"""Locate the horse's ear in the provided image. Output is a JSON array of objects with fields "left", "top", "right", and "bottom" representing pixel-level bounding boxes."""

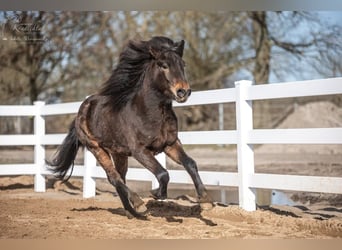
[
  {"left": 149, "top": 46, "right": 160, "bottom": 59},
  {"left": 174, "top": 40, "right": 185, "bottom": 57}
]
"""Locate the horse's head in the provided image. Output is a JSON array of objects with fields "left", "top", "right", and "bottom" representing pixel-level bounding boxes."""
[{"left": 149, "top": 37, "right": 191, "bottom": 103}]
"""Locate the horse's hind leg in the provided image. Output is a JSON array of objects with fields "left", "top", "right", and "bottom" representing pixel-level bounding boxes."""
[
  {"left": 111, "top": 154, "right": 128, "bottom": 183},
  {"left": 110, "top": 154, "right": 146, "bottom": 214},
  {"left": 165, "top": 140, "right": 213, "bottom": 209},
  {"left": 87, "top": 146, "right": 145, "bottom": 217}
]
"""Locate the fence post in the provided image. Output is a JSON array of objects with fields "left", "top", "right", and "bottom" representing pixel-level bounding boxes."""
[
  {"left": 235, "top": 80, "right": 256, "bottom": 211},
  {"left": 218, "top": 103, "right": 224, "bottom": 131},
  {"left": 33, "top": 101, "right": 46, "bottom": 192},
  {"left": 83, "top": 149, "right": 97, "bottom": 198}
]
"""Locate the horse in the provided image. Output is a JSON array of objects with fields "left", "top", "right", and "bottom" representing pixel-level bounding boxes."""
[{"left": 47, "top": 36, "right": 213, "bottom": 218}]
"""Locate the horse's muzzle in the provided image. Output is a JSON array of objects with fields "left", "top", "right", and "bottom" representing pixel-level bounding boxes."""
[
  {"left": 171, "top": 81, "right": 191, "bottom": 103},
  {"left": 175, "top": 88, "right": 191, "bottom": 103},
  {"left": 177, "top": 88, "right": 191, "bottom": 99}
]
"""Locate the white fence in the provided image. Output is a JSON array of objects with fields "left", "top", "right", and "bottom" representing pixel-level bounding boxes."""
[{"left": 1, "top": 78, "right": 342, "bottom": 211}]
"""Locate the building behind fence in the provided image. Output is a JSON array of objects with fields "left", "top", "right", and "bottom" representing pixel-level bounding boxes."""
[{"left": 0, "top": 78, "right": 342, "bottom": 211}]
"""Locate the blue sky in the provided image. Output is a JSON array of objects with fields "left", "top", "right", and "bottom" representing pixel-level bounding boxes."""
[{"left": 317, "top": 11, "right": 342, "bottom": 25}]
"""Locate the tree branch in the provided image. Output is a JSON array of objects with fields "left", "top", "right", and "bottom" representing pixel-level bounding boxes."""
[
  {"left": 191, "top": 57, "right": 255, "bottom": 88},
  {"left": 270, "top": 36, "right": 314, "bottom": 55}
]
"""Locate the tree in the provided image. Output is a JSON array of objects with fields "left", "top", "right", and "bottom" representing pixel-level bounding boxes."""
[
  {"left": 0, "top": 11, "right": 121, "bottom": 104},
  {"left": 1, "top": 11, "right": 340, "bottom": 132},
  {"left": 246, "top": 11, "right": 342, "bottom": 128},
  {"left": 0, "top": 11, "right": 62, "bottom": 104},
  {"left": 254, "top": 11, "right": 342, "bottom": 83}
]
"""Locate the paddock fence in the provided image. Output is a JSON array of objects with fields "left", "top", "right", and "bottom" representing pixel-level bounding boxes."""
[{"left": 0, "top": 78, "right": 342, "bottom": 211}]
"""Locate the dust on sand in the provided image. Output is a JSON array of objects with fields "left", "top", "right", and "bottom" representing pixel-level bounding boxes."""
[{"left": 0, "top": 176, "right": 341, "bottom": 239}]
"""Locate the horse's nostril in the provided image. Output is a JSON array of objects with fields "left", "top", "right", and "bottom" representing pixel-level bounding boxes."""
[
  {"left": 187, "top": 89, "right": 192, "bottom": 97},
  {"left": 177, "top": 88, "right": 187, "bottom": 98}
]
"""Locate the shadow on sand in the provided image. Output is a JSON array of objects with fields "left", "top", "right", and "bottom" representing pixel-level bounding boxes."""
[{"left": 71, "top": 195, "right": 217, "bottom": 226}]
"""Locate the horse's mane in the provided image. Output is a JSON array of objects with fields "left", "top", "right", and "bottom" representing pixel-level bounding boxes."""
[{"left": 98, "top": 36, "right": 176, "bottom": 110}]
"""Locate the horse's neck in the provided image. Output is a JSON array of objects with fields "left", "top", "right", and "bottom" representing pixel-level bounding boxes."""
[{"left": 134, "top": 81, "right": 172, "bottom": 119}]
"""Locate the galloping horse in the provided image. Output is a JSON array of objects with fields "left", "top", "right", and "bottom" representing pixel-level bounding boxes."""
[{"left": 47, "top": 36, "right": 212, "bottom": 218}]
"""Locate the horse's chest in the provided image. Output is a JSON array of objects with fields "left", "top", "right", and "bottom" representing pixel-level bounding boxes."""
[{"left": 142, "top": 117, "right": 178, "bottom": 153}]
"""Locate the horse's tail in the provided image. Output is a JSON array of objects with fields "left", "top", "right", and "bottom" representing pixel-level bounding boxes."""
[{"left": 46, "top": 119, "right": 82, "bottom": 182}]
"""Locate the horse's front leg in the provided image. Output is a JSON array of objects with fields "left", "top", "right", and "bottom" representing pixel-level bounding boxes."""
[
  {"left": 133, "top": 149, "right": 169, "bottom": 200},
  {"left": 165, "top": 140, "right": 213, "bottom": 208}
]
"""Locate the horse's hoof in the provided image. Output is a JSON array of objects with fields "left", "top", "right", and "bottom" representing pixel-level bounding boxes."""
[
  {"left": 199, "top": 194, "right": 214, "bottom": 210},
  {"left": 200, "top": 201, "right": 214, "bottom": 211},
  {"left": 135, "top": 203, "right": 147, "bottom": 214},
  {"left": 125, "top": 208, "right": 148, "bottom": 219},
  {"left": 125, "top": 210, "right": 134, "bottom": 219},
  {"left": 150, "top": 188, "right": 167, "bottom": 200}
]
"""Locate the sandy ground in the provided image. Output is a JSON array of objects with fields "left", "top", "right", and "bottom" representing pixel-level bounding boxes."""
[{"left": 0, "top": 175, "right": 341, "bottom": 239}]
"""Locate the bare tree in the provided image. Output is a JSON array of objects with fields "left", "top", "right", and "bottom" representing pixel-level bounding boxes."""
[
  {"left": 0, "top": 11, "right": 122, "bottom": 104},
  {"left": 252, "top": 11, "right": 342, "bottom": 83},
  {"left": 1, "top": 11, "right": 340, "bottom": 132}
]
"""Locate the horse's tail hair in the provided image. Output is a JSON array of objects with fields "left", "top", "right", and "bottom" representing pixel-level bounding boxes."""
[{"left": 46, "top": 119, "right": 82, "bottom": 182}]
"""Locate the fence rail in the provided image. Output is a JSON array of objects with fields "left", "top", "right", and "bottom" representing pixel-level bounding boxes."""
[{"left": 1, "top": 77, "right": 342, "bottom": 211}]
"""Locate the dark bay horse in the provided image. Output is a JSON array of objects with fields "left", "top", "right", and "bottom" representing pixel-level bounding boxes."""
[{"left": 47, "top": 36, "right": 212, "bottom": 218}]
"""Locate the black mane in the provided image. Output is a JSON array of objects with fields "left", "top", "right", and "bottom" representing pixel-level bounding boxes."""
[{"left": 98, "top": 36, "right": 177, "bottom": 110}]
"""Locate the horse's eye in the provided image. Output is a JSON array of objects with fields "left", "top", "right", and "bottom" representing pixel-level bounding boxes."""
[{"left": 158, "top": 62, "right": 169, "bottom": 70}]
